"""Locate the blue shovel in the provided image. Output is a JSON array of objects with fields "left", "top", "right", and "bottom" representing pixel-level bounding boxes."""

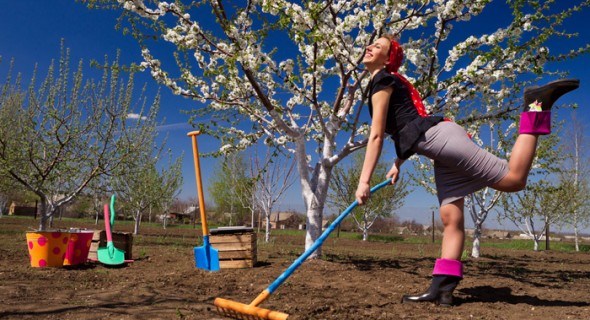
[{"left": 188, "top": 131, "right": 219, "bottom": 271}]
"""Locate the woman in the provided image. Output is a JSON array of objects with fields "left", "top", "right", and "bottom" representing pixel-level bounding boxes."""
[{"left": 356, "top": 34, "right": 579, "bottom": 306}]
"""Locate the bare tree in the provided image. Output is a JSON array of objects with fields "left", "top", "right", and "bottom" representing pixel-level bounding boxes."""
[
  {"left": 114, "top": 145, "right": 181, "bottom": 234},
  {"left": 209, "top": 153, "right": 252, "bottom": 226},
  {"left": 464, "top": 119, "right": 506, "bottom": 258},
  {"left": 500, "top": 180, "right": 574, "bottom": 251},
  {"left": 250, "top": 149, "right": 296, "bottom": 242},
  {"left": 467, "top": 190, "right": 503, "bottom": 258},
  {"left": 113, "top": 157, "right": 157, "bottom": 234},
  {"left": 328, "top": 153, "right": 409, "bottom": 241},
  {"left": 497, "top": 114, "right": 570, "bottom": 250},
  {"left": 86, "top": 173, "right": 110, "bottom": 225},
  {"left": 0, "top": 48, "right": 159, "bottom": 230},
  {"left": 157, "top": 153, "right": 183, "bottom": 229},
  {"left": 560, "top": 111, "right": 590, "bottom": 251}
]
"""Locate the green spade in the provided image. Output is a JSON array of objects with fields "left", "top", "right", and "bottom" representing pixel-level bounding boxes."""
[{"left": 97, "top": 195, "right": 125, "bottom": 265}]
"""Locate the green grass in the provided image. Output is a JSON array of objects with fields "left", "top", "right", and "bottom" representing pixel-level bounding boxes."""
[
  {"left": 481, "top": 238, "right": 590, "bottom": 252},
  {"left": 271, "top": 229, "right": 406, "bottom": 243},
  {"left": 5, "top": 216, "right": 589, "bottom": 253},
  {"left": 358, "top": 233, "right": 404, "bottom": 243},
  {"left": 270, "top": 229, "right": 306, "bottom": 237},
  {"left": 0, "top": 229, "right": 24, "bottom": 235}
]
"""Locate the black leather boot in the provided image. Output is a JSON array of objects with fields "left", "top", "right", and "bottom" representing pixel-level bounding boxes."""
[
  {"left": 401, "top": 275, "right": 461, "bottom": 306},
  {"left": 523, "top": 79, "right": 579, "bottom": 112}
]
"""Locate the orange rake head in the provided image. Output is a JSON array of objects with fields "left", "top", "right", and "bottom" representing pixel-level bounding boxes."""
[{"left": 214, "top": 297, "right": 289, "bottom": 320}]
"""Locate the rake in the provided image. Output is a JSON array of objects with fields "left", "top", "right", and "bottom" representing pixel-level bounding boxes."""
[{"left": 214, "top": 179, "right": 391, "bottom": 320}]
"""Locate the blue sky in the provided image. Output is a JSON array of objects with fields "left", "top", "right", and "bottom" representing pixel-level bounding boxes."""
[{"left": 1, "top": 1, "right": 589, "bottom": 231}]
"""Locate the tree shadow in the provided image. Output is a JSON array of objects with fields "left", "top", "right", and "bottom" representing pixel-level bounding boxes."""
[
  {"left": 467, "top": 259, "right": 590, "bottom": 288},
  {"left": 457, "top": 285, "right": 590, "bottom": 307},
  {"left": 63, "top": 264, "right": 97, "bottom": 271},
  {"left": 324, "top": 254, "right": 435, "bottom": 272},
  {"left": 0, "top": 285, "right": 208, "bottom": 318},
  {"left": 254, "top": 261, "right": 272, "bottom": 267}
]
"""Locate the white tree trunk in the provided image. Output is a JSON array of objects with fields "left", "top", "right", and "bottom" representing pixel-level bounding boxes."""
[
  {"left": 265, "top": 211, "right": 271, "bottom": 243},
  {"left": 472, "top": 227, "right": 481, "bottom": 258},
  {"left": 304, "top": 204, "right": 323, "bottom": 257},
  {"left": 133, "top": 211, "right": 142, "bottom": 235},
  {"left": 362, "top": 216, "right": 369, "bottom": 241},
  {"left": 38, "top": 199, "right": 57, "bottom": 231},
  {"left": 533, "top": 238, "right": 539, "bottom": 251},
  {"left": 302, "top": 171, "right": 331, "bottom": 259},
  {"left": 39, "top": 201, "right": 49, "bottom": 231},
  {"left": 295, "top": 134, "right": 334, "bottom": 259},
  {"left": 574, "top": 226, "right": 580, "bottom": 252}
]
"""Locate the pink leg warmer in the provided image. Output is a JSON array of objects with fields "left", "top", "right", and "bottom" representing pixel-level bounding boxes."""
[
  {"left": 432, "top": 258, "right": 463, "bottom": 278},
  {"left": 519, "top": 111, "right": 551, "bottom": 135}
]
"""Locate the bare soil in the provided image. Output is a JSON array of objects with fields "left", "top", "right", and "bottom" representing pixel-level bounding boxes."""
[{"left": 1, "top": 216, "right": 589, "bottom": 320}]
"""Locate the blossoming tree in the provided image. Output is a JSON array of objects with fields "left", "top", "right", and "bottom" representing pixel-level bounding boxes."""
[{"left": 87, "top": 0, "right": 589, "bottom": 257}]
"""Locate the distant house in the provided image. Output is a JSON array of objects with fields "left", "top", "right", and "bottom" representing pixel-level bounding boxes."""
[
  {"left": 269, "top": 212, "right": 303, "bottom": 229},
  {"left": 185, "top": 206, "right": 198, "bottom": 216},
  {"left": 422, "top": 225, "right": 443, "bottom": 237},
  {"left": 486, "top": 230, "right": 513, "bottom": 239},
  {"left": 463, "top": 229, "right": 513, "bottom": 240},
  {"left": 8, "top": 201, "right": 37, "bottom": 217},
  {"left": 395, "top": 226, "right": 413, "bottom": 235},
  {"left": 296, "top": 218, "right": 329, "bottom": 231}
]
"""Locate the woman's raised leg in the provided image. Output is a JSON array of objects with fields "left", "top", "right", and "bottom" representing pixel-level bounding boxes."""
[
  {"left": 493, "top": 79, "right": 579, "bottom": 192},
  {"left": 492, "top": 134, "right": 538, "bottom": 192}
]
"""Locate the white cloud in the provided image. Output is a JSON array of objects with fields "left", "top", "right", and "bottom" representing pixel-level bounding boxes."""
[
  {"left": 127, "top": 113, "right": 147, "bottom": 120},
  {"left": 155, "top": 122, "right": 192, "bottom": 132}
]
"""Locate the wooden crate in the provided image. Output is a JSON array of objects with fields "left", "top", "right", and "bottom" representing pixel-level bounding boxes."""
[
  {"left": 209, "top": 228, "right": 256, "bottom": 269},
  {"left": 87, "top": 230, "right": 102, "bottom": 261},
  {"left": 88, "top": 230, "right": 133, "bottom": 261}
]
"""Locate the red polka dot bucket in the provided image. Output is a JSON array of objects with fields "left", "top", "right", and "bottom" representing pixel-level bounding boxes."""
[
  {"left": 64, "top": 230, "right": 94, "bottom": 266},
  {"left": 26, "top": 231, "right": 71, "bottom": 267}
]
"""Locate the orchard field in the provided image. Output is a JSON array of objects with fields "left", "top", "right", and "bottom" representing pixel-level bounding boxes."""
[{"left": 1, "top": 216, "right": 589, "bottom": 320}]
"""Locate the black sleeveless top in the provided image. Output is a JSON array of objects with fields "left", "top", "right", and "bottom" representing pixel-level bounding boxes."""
[{"left": 368, "top": 69, "right": 443, "bottom": 160}]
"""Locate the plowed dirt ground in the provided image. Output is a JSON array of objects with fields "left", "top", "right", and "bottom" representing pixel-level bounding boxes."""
[{"left": 1, "top": 216, "right": 589, "bottom": 319}]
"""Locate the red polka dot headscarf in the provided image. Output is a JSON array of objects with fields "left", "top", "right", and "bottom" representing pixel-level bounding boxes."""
[
  {"left": 385, "top": 39, "right": 428, "bottom": 118},
  {"left": 385, "top": 40, "right": 404, "bottom": 73}
]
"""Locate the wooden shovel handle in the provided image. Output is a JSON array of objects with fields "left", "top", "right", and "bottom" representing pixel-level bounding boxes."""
[{"left": 187, "top": 131, "right": 209, "bottom": 236}]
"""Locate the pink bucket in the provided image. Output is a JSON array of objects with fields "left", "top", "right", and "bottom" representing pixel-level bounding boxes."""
[{"left": 64, "top": 230, "right": 94, "bottom": 266}]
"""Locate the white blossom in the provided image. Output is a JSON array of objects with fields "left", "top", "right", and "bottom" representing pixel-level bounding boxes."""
[{"left": 119, "top": 0, "right": 583, "bottom": 254}]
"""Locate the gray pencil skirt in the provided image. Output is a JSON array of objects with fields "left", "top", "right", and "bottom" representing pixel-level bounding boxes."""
[{"left": 412, "top": 121, "right": 509, "bottom": 206}]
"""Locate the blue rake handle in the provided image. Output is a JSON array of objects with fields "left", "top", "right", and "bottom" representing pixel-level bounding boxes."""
[{"left": 266, "top": 179, "right": 391, "bottom": 294}]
